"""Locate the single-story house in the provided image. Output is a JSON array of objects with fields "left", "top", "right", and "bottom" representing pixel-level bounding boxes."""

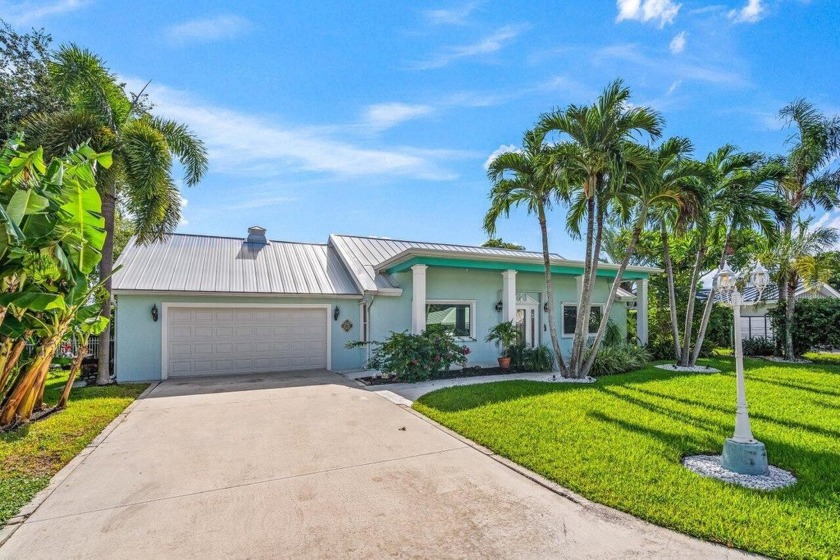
[
  {"left": 112, "top": 227, "right": 659, "bottom": 382},
  {"left": 708, "top": 282, "right": 840, "bottom": 340}
]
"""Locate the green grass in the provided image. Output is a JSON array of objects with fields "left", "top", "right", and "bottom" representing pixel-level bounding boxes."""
[
  {"left": 414, "top": 358, "right": 840, "bottom": 560},
  {"left": 804, "top": 351, "right": 840, "bottom": 366},
  {"left": 0, "top": 371, "right": 148, "bottom": 525}
]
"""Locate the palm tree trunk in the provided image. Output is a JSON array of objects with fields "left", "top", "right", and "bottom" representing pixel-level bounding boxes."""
[
  {"left": 582, "top": 209, "right": 646, "bottom": 376},
  {"left": 96, "top": 178, "right": 116, "bottom": 386},
  {"left": 680, "top": 242, "right": 707, "bottom": 366},
  {"left": 778, "top": 219, "right": 793, "bottom": 357},
  {"left": 784, "top": 274, "right": 797, "bottom": 358},
  {"left": 0, "top": 337, "right": 14, "bottom": 386},
  {"left": 58, "top": 343, "right": 87, "bottom": 409},
  {"left": 571, "top": 191, "right": 597, "bottom": 376},
  {"left": 690, "top": 228, "right": 732, "bottom": 366},
  {"left": 660, "top": 224, "right": 682, "bottom": 361},
  {"left": 538, "top": 207, "right": 567, "bottom": 375}
]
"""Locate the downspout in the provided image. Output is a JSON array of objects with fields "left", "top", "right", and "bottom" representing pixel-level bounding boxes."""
[{"left": 363, "top": 293, "right": 376, "bottom": 367}]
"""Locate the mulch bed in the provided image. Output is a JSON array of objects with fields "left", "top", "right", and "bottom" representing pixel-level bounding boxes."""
[{"left": 355, "top": 366, "right": 529, "bottom": 386}]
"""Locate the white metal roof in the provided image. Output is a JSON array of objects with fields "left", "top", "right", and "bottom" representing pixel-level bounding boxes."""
[
  {"left": 112, "top": 234, "right": 360, "bottom": 296},
  {"left": 329, "top": 234, "right": 564, "bottom": 293}
]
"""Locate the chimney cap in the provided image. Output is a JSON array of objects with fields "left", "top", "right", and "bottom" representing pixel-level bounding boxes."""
[{"left": 246, "top": 226, "right": 268, "bottom": 244}]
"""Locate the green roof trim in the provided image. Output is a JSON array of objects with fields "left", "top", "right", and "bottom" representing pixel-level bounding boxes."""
[{"left": 385, "top": 256, "right": 650, "bottom": 280}]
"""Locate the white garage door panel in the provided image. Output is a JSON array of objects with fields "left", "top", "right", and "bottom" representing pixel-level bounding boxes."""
[{"left": 166, "top": 307, "right": 328, "bottom": 377}]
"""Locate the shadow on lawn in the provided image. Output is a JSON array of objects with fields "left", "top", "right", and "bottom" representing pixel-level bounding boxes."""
[
  {"left": 746, "top": 375, "right": 840, "bottom": 399},
  {"left": 629, "top": 385, "right": 840, "bottom": 441},
  {"left": 416, "top": 367, "right": 705, "bottom": 413},
  {"left": 587, "top": 409, "right": 840, "bottom": 498}
]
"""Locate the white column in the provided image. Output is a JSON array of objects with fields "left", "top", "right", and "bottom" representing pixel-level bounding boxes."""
[
  {"left": 411, "top": 264, "right": 427, "bottom": 334},
  {"left": 501, "top": 270, "right": 517, "bottom": 323},
  {"left": 637, "top": 278, "right": 649, "bottom": 345}
]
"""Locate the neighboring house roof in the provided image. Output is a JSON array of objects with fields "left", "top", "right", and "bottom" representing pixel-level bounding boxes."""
[
  {"left": 699, "top": 281, "right": 840, "bottom": 304},
  {"left": 112, "top": 234, "right": 360, "bottom": 296}
]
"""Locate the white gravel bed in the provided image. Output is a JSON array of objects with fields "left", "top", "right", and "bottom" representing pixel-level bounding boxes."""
[
  {"left": 682, "top": 455, "right": 796, "bottom": 491},
  {"left": 762, "top": 356, "right": 812, "bottom": 364},
  {"left": 655, "top": 364, "right": 721, "bottom": 373},
  {"left": 549, "top": 374, "right": 597, "bottom": 383}
]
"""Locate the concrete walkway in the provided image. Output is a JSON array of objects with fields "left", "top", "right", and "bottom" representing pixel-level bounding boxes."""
[
  {"left": 1, "top": 371, "right": 753, "bottom": 559},
  {"left": 356, "top": 371, "right": 557, "bottom": 402}
]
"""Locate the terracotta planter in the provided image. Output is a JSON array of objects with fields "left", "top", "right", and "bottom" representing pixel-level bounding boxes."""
[{"left": 498, "top": 357, "right": 512, "bottom": 370}]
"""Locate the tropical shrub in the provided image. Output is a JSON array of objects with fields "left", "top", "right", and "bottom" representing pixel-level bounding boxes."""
[
  {"left": 348, "top": 325, "right": 469, "bottom": 383},
  {"left": 741, "top": 336, "right": 775, "bottom": 357},
  {"left": 484, "top": 321, "right": 521, "bottom": 357},
  {"left": 769, "top": 299, "right": 840, "bottom": 357},
  {"left": 508, "top": 343, "right": 554, "bottom": 372},
  {"left": 586, "top": 343, "right": 650, "bottom": 377}
]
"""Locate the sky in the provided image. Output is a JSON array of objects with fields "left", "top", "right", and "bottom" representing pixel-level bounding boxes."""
[{"left": 2, "top": 0, "right": 839, "bottom": 259}]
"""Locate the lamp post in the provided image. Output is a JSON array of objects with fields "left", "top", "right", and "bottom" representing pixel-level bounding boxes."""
[{"left": 714, "top": 261, "right": 770, "bottom": 475}]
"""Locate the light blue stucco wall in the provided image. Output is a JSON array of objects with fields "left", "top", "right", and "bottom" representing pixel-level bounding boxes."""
[
  {"left": 369, "top": 267, "right": 627, "bottom": 367},
  {"left": 115, "top": 268, "right": 629, "bottom": 381},
  {"left": 114, "top": 294, "right": 365, "bottom": 382}
]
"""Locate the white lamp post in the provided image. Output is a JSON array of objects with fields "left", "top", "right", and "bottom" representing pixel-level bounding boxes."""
[{"left": 714, "top": 261, "right": 770, "bottom": 475}]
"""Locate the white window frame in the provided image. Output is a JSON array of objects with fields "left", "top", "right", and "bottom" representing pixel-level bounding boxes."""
[
  {"left": 425, "top": 299, "right": 476, "bottom": 340},
  {"left": 560, "top": 302, "right": 605, "bottom": 338}
]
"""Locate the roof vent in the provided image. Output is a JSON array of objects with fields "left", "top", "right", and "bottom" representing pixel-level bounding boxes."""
[{"left": 246, "top": 226, "right": 267, "bottom": 244}]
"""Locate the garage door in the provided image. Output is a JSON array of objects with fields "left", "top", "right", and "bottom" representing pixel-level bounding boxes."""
[{"left": 166, "top": 307, "right": 328, "bottom": 378}]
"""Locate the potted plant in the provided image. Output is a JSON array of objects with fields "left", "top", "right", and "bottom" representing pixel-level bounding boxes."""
[{"left": 485, "top": 321, "right": 521, "bottom": 370}]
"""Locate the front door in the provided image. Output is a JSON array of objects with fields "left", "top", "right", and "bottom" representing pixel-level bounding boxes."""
[{"left": 515, "top": 302, "right": 539, "bottom": 348}]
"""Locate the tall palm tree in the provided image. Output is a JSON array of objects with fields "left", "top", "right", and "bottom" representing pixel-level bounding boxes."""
[
  {"left": 774, "top": 100, "right": 840, "bottom": 357},
  {"left": 538, "top": 79, "right": 663, "bottom": 376},
  {"left": 763, "top": 219, "right": 839, "bottom": 358},
  {"left": 24, "top": 45, "right": 208, "bottom": 384},
  {"left": 686, "top": 148, "right": 782, "bottom": 366},
  {"left": 581, "top": 137, "right": 704, "bottom": 375},
  {"left": 484, "top": 129, "right": 567, "bottom": 375}
]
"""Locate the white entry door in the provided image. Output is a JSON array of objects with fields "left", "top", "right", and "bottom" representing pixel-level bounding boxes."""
[
  {"left": 515, "top": 303, "right": 539, "bottom": 348},
  {"left": 165, "top": 306, "right": 328, "bottom": 378}
]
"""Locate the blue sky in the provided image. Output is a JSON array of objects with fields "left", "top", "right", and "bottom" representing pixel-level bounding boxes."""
[{"left": 3, "top": 0, "right": 839, "bottom": 258}]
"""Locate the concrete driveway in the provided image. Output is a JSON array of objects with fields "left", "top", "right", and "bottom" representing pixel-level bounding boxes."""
[{"left": 1, "top": 371, "right": 752, "bottom": 559}]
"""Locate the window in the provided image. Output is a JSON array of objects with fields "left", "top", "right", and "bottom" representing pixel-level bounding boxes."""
[
  {"left": 562, "top": 304, "right": 602, "bottom": 336},
  {"left": 426, "top": 301, "right": 474, "bottom": 338}
]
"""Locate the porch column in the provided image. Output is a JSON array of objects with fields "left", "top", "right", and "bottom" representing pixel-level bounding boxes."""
[
  {"left": 638, "top": 278, "right": 649, "bottom": 346},
  {"left": 411, "top": 264, "right": 427, "bottom": 334},
  {"left": 501, "top": 270, "right": 517, "bottom": 323}
]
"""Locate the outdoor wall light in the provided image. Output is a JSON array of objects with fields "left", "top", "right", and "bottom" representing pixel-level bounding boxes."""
[
  {"left": 151, "top": 304, "right": 159, "bottom": 322},
  {"left": 333, "top": 305, "right": 340, "bottom": 321},
  {"left": 494, "top": 301, "right": 503, "bottom": 312},
  {"left": 543, "top": 302, "right": 549, "bottom": 313}
]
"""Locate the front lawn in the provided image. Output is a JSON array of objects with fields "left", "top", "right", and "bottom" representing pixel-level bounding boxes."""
[
  {"left": 414, "top": 358, "right": 840, "bottom": 560},
  {"left": 0, "top": 371, "right": 148, "bottom": 525}
]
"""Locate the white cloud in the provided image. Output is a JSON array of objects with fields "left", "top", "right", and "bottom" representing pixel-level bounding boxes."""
[
  {"left": 483, "top": 144, "right": 519, "bottom": 170},
  {"left": 364, "top": 103, "right": 434, "bottom": 131},
  {"left": 424, "top": 1, "right": 480, "bottom": 25},
  {"left": 669, "top": 31, "right": 687, "bottom": 54},
  {"left": 811, "top": 211, "right": 840, "bottom": 249},
  {"left": 666, "top": 80, "right": 682, "bottom": 95},
  {"left": 0, "top": 0, "right": 87, "bottom": 25},
  {"left": 596, "top": 43, "right": 748, "bottom": 87},
  {"left": 616, "top": 0, "right": 681, "bottom": 27},
  {"left": 165, "top": 14, "right": 252, "bottom": 46},
  {"left": 121, "top": 78, "right": 460, "bottom": 181},
  {"left": 411, "top": 25, "right": 527, "bottom": 69},
  {"left": 728, "top": 0, "right": 765, "bottom": 23}
]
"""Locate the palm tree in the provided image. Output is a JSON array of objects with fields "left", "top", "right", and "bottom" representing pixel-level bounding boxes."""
[
  {"left": 763, "top": 219, "right": 839, "bottom": 358},
  {"left": 581, "top": 137, "right": 703, "bottom": 375},
  {"left": 686, "top": 148, "right": 782, "bottom": 366},
  {"left": 774, "top": 100, "right": 840, "bottom": 357},
  {"left": 538, "top": 79, "right": 663, "bottom": 376},
  {"left": 484, "top": 129, "right": 567, "bottom": 375},
  {"left": 24, "top": 45, "right": 208, "bottom": 384}
]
